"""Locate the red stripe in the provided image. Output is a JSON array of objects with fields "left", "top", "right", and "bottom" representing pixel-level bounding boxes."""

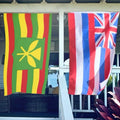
[
  {"left": 37, "top": 14, "right": 49, "bottom": 93},
  {"left": 105, "top": 49, "right": 110, "bottom": 80},
  {"left": 68, "top": 13, "right": 76, "bottom": 95},
  {"left": 87, "top": 14, "right": 96, "bottom": 95},
  {"left": 110, "top": 34, "right": 116, "bottom": 47},
  {"left": 104, "top": 14, "right": 111, "bottom": 80},
  {"left": 6, "top": 13, "right": 15, "bottom": 95},
  {"left": 20, "top": 13, "right": 32, "bottom": 93},
  {"left": 21, "top": 70, "right": 28, "bottom": 93},
  {"left": 104, "top": 14, "right": 109, "bottom": 48},
  {"left": 25, "top": 13, "right": 33, "bottom": 38}
]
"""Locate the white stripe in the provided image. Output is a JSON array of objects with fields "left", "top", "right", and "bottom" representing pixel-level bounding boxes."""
[
  {"left": 107, "top": 49, "right": 115, "bottom": 81},
  {"left": 100, "top": 48, "right": 115, "bottom": 90},
  {"left": 100, "top": 80, "right": 108, "bottom": 90},
  {"left": 93, "top": 47, "right": 101, "bottom": 94},
  {"left": 107, "top": 48, "right": 115, "bottom": 81},
  {"left": 75, "top": 13, "right": 83, "bottom": 94},
  {"left": 110, "top": 48, "right": 115, "bottom": 69}
]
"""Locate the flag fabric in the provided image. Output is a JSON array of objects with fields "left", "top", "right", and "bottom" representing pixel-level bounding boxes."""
[
  {"left": 4, "top": 13, "right": 52, "bottom": 96},
  {"left": 68, "top": 12, "right": 119, "bottom": 95}
]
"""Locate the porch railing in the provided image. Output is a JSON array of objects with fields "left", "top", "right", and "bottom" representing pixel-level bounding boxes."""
[
  {"left": 69, "top": 54, "right": 120, "bottom": 114},
  {"left": 69, "top": 67, "right": 120, "bottom": 119},
  {"left": 50, "top": 54, "right": 120, "bottom": 119}
]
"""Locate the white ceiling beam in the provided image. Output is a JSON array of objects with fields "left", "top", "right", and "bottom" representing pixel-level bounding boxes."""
[{"left": 0, "top": 2, "right": 120, "bottom": 13}]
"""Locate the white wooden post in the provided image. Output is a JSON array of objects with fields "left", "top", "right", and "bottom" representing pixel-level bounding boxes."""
[{"left": 59, "top": 11, "right": 74, "bottom": 120}]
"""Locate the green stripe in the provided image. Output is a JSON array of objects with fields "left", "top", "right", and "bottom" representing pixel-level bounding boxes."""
[
  {"left": 31, "top": 14, "right": 38, "bottom": 38},
  {"left": 12, "top": 13, "right": 21, "bottom": 93},
  {"left": 12, "top": 13, "right": 21, "bottom": 41},
  {"left": 42, "top": 14, "right": 52, "bottom": 94},
  {"left": 26, "top": 13, "right": 39, "bottom": 93},
  {"left": 12, "top": 69, "right": 17, "bottom": 93},
  {"left": 26, "top": 70, "right": 33, "bottom": 93}
]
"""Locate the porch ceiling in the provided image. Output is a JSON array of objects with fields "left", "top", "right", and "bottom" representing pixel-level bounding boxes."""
[{"left": 1, "top": 0, "right": 120, "bottom": 3}]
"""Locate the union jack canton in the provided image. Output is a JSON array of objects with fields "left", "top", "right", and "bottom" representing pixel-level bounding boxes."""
[{"left": 95, "top": 13, "right": 119, "bottom": 49}]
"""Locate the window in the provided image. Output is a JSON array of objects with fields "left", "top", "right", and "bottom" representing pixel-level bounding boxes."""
[
  {"left": 16, "top": 0, "right": 42, "bottom": 3},
  {"left": 75, "top": 0, "right": 101, "bottom": 3},
  {"left": 0, "top": 0, "right": 13, "bottom": 3},
  {"left": 106, "top": 0, "right": 120, "bottom": 3},
  {"left": 46, "top": 0, "right": 71, "bottom": 3}
]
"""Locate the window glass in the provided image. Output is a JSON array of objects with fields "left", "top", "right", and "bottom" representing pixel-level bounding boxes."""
[
  {"left": 75, "top": 0, "right": 100, "bottom": 3},
  {"left": 116, "top": 16, "right": 120, "bottom": 54},
  {"left": 46, "top": 0, "right": 71, "bottom": 3},
  {"left": 16, "top": 0, "right": 42, "bottom": 3},
  {"left": 48, "top": 14, "right": 59, "bottom": 95},
  {"left": 0, "top": 14, "right": 4, "bottom": 90},
  {"left": 106, "top": 0, "right": 120, "bottom": 3},
  {"left": 0, "top": 0, "right": 13, "bottom": 3}
]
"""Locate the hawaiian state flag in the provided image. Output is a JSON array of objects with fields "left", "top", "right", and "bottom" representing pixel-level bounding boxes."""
[
  {"left": 4, "top": 13, "right": 52, "bottom": 96},
  {"left": 68, "top": 12, "right": 119, "bottom": 95}
]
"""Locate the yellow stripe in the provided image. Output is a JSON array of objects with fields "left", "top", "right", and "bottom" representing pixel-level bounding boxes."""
[
  {"left": 19, "top": 14, "right": 27, "bottom": 38},
  {"left": 16, "top": 14, "right": 27, "bottom": 93},
  {"left": 3, "top": 13, "right": 9, "bottom": 96},
  {"left": 32, "top": 69, "right": 40, "bottom": 93},
  {"left": 37, "top": 14, "right": 44, "bottom": 39},
  {"left": 16, "top": 70, "right": 22, "bottom": 92}
]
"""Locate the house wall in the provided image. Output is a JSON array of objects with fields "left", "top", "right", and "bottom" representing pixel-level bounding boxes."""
[{"left": 0, "top": 2, "right": 120, "bottom": 120}]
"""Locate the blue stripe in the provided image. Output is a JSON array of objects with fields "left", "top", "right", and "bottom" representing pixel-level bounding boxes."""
[
  {"left": 82, "top": 13, "right": 90, "bottom": 94},
  {"left": 99, "top": 48, "right": 105, "bottom": 84}
]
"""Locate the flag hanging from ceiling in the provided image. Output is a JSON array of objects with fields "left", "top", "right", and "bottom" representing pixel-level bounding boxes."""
[
  {"left": 68, "top": 12, "right": 119, "bottom": 95},
  {"left": 4, "top": 13, "right": 52, "bottom": 96}
]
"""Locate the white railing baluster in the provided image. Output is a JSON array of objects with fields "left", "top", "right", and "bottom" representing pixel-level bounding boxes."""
[
  {"left": 79, "top": 95, "right": 82, "bottom": 110},
  {"left": 117, "top": 54, "right": 119, "bottom": 83},
  {"left": 117, "top": 54, "right": 119, "bottom": 67},
  {"left": 112, "top": 73, "right": 116, "bottom": 93},
  {"left": 88, "top": 96, "right": 91, "bottom": 110},
  {"left": 71, "top": 95, "right": 74, "bottom": 110},
  {"left": 104, "top": 86, "right": 107, "bottom": 106},
  {"left": 96, "top": 95, "right": 99, "bottom": 99}
]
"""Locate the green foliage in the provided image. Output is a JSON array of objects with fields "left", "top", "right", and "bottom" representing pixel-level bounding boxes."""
[{"left": 107, "top": 75, "right": 117, "bottom": 87}]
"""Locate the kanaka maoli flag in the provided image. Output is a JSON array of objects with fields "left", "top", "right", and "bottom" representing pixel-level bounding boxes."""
[
  {"left": 4, "top": 13, "right": 52, "bottom": 96},
  {"left": 68, "top": 12, "right": 119, "bottom": 95}
]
